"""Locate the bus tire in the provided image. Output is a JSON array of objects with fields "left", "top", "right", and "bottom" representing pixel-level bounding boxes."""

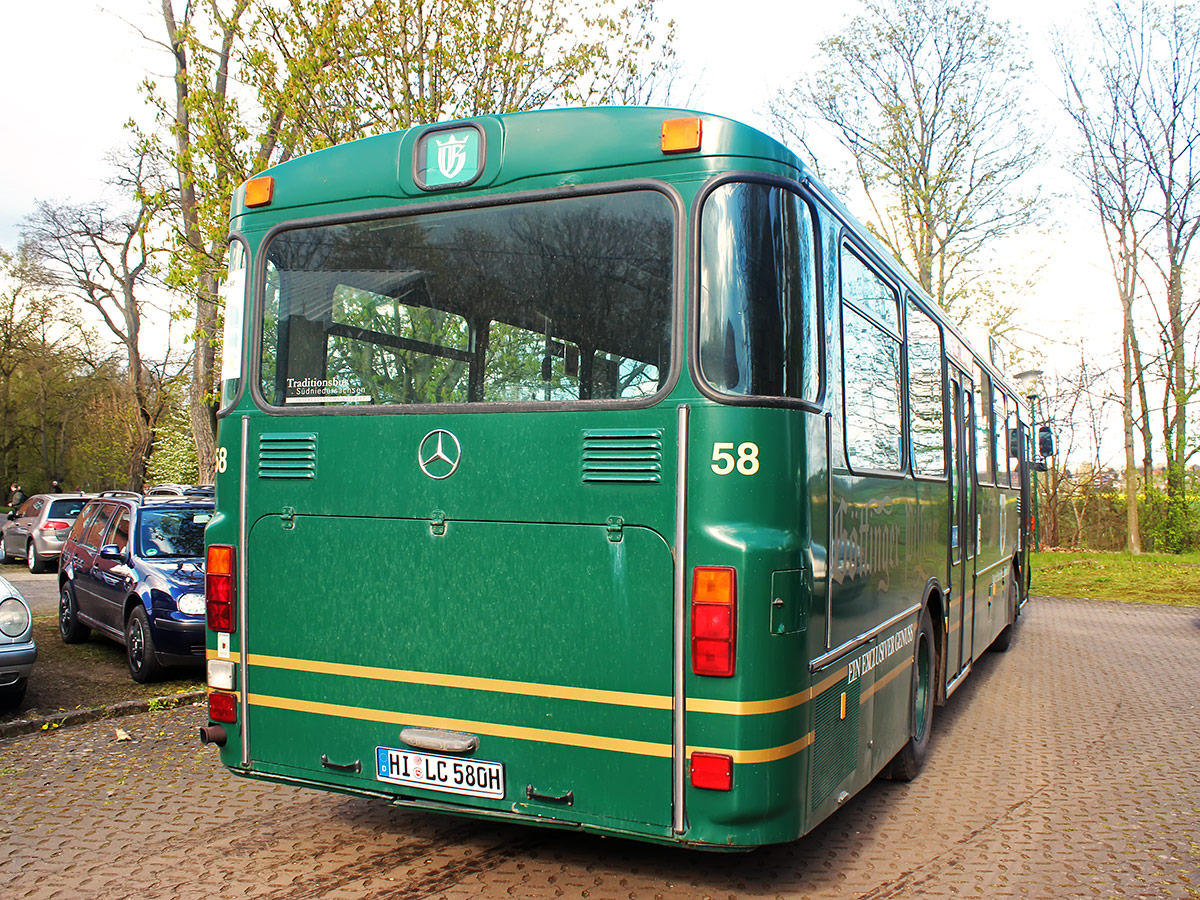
[
  {"left": 991, "top": 568, "right": 1020, "bottom": 653},
  {"left": 884, "top": 606, "right": 935, "bottom": 782}
]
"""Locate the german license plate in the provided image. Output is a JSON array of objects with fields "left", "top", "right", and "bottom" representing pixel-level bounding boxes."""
[{"left": 375, "top": 746, "right": 505, "bottom": 799}]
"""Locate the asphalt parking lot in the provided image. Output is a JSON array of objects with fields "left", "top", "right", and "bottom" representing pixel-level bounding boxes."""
[{"left": 1, "top": 595, "right": 1197, "bottom": 899}]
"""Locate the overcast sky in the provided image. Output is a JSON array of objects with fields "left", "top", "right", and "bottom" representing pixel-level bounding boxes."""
[{"left": 0, "top": 0, "right": 1113, "bottom": 392}]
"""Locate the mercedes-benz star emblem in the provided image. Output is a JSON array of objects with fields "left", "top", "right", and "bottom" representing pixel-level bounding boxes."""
[{"left": 418, "top": 430, "right": 461, "bottom": 480}]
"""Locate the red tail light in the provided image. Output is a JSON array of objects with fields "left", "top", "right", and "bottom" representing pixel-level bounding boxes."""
[
  {"left": 206, "top": 544, "right": 236, "bottom": 632},
  {"left": 690, "top": 752, "right": 733, "bottom": 790},
  {"left": 691, "top": 566, "right": 736, "bottom": 677},
  {"left": 40, "top": 520, "right": 71, "bottom": 531},
  {"left": 208, "top": 691, "right": 237, "bottom": 723}
]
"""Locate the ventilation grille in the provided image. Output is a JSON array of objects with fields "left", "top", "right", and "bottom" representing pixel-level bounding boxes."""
[
  {"left": 581, "top": 429, "right": 663, "bottom": 484},
  {"left": 258, "top": 433, "right": 317, "bottom": 480},
  {"left": 810, "top": 677, "right": 861, "bottom": 810}
]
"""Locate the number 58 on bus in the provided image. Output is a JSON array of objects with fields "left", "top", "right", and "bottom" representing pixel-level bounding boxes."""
[{"left": 199, "top": 107, "right": 1038, "bottom": 849}]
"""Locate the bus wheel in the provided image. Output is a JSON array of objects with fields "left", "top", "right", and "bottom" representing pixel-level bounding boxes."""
[
  {"left": 991, "top": 569, "right": 1019, "bottom": 653},
  {"left": 884, "top": 606, "right": 935, "bottom": 781}
]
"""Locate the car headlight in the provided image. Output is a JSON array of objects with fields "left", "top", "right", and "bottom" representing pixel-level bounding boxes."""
[
  {"left": 177, "top": 593, "right": 206, "bottom": 616},
  {"left": 0, "top": 597, "right": 31, "bottom": 637}
]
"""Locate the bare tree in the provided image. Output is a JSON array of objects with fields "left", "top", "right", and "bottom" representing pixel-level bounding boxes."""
[
  {"left": 1057, "top": 10, "right": 1158, "bottom": 553},
  {"left": 773, "top": 0, "right": 1043, "bottom": 332},
  {"left": 20, "top": 149, "right": 186, "bottom": 491},
  {"left": 1037, "top": 352, "right": 1114, "bottom": 548},
  {"left": 1061, "top": 0, "right": 1200, "bottom": 552}
]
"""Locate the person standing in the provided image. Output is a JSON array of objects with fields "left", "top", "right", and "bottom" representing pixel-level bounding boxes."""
[{"left": 8, "top": 484, "right": 26, "bottom": 508}]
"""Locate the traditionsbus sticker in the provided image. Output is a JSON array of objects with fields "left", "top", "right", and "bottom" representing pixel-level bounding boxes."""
[{"left": 416, "top": 125, "right": 484, "bottom": 190}]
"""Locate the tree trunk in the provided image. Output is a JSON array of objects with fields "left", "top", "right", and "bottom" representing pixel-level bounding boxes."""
[{"left": 1122, "top": 301, "right": 1142, "bottom": 553}]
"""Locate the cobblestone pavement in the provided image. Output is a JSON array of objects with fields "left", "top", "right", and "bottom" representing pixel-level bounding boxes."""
[{"left": 0, "top": 596, "right": 1197, "bottom": 900}]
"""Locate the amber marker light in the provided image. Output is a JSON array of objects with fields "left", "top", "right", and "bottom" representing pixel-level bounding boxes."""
[
  {"left": 661, "top": 117, "right": 702, "bottom": 153},
  {"left": 244, "top": 176, "right": 275, "bottom": 207}
]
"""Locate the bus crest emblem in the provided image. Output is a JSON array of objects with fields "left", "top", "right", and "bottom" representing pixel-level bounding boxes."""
[
  {"left": 436, "top": 134, "right": 470, "bottom": 181},
  {"left": 417, "top": 126, "right": 482, "bottom": 190}
]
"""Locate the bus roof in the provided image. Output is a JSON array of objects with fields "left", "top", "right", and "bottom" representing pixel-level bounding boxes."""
[
  {"left": 230, "top": 106, "right": 805, "bottom": 220},
  {"left": 228, "top": 104, "right": 1025, "bottom": 408}
]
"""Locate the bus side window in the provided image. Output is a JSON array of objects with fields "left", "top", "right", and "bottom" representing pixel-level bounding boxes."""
[
  {"left": 1007, "top": 412, "right": 1021, "bottom": 489},
  {"left": 841, "top": 248, "right": 903, "bottom": 473},
  {"left": 906, "top": 298, "right": 945, "bottom": 477},
  {"left": 973, "top": 366, "right": 993, "bottom": 484}
]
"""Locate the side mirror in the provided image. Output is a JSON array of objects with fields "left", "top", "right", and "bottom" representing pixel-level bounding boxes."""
[
  {"left": 99, "top": 544, "right": 124, "bottom": 561},
  {"left": 1038, "top": 425, "right": 1055, "bottom": 458},
  {"left": 5, "top": 510, "right": 15, "bottom": 521}
]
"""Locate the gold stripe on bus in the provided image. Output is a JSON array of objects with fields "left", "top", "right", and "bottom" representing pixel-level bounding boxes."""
[
  {"left": 859, "top": 656, "right": 911, "bottom": 704},
  {"left": 685, "top": 667, "right": 848, "bottom": 716},
  {"left": 248, "top": 693, "right": 674, "bottom": 758},
  {"left": 227, "top": 654, "right": 850, "bottom": 720},
  {"left": 247, "top": 653, "right": 672, "bottom": 710},
  {"left": 248, "top": 693, "right": 815, "bottom": 765},
  {"left": 687, "top": 733, "right": 814, "bottom": 764}
]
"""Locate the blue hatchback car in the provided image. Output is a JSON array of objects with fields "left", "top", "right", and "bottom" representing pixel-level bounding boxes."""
[{"left": 58, "top": 493, "right": 211, "bottom": 682}]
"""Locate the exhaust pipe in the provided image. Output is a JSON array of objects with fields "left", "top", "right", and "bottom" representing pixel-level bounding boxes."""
[{"left": 199, "top": 725, "right": 228, "bottom": 747}]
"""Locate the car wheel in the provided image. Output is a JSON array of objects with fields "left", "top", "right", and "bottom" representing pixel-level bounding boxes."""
[
  {"left": 126, "top": 605, "right": 165, "bottom": 683},
  {"left": 59, "top": 583, "right": 91, "bottom": 644},
  {"left": 0, "top": 535, "right": 12, "bottom": 564},
  {"left": 0, "top": 678, "right": 27, "bottom": 712},
  {"left": 26, "top": 541, "right": 45, "bottom": 574}
]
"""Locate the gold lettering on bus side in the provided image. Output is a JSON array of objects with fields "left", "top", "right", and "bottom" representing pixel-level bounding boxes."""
[{"left": 830, "top": 498, "right": 902, "bottom": 592}]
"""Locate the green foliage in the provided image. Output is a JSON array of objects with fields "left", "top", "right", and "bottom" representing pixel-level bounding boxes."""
[
  {"left": 0, "top": 250, "right": 134, "bottom": 494},
  {"left": 145, "top": 0, "right": 675, "bottom": 478},
  {"left": 1031, "top": 549, "right": 1200, "bottom": 605},
  {"left": 1141, "top": 480, "right": 1199, "bottom": 554},
  {"left": 144, "top": 390, "right": 201, "bottom": 487}
]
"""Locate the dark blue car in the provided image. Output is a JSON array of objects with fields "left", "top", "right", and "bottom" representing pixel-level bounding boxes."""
[{"left": 58, "top": 493, "right": 211, "bottom": 682}]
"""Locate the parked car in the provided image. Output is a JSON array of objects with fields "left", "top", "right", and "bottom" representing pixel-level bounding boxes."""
[
  {"left": 58, "top": 494, "right": 211, "bottom": 682},
  {"left": 143, "top": 484, "right": 215, "bottom": 498},
  {"left": 0, "top": 575, "right": 36, "bottom": 710},
  {"left": 1, "top": 493, "right": 93, "bottom": 573}
]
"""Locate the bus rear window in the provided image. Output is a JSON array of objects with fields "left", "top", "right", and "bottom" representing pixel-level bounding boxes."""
[{"left": 258, "top": 190, "right": 674, "bottom": 407}]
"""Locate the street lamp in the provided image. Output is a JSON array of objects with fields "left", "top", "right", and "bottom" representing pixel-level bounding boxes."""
[{"left": 1014, "top": 369, "right": 1044, "bottom": 554}]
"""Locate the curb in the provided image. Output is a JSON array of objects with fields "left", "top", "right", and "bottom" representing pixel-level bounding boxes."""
[{"left": 0, "top": 690, "right": 206, "bottom": 740}]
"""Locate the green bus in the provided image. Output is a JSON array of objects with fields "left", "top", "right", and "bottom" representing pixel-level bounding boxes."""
[{"left": 201, "top": 107, "right": 1034, "bottom": 849}]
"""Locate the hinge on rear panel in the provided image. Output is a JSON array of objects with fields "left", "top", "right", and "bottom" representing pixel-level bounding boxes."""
[
  {"left": 606, "top": 516, "right": 624, "bottom": 543},
  {"left": 430, "top": 509, "right": 446, "bottom": 537},
  {"left": 281, "top": 506, "right": 296, "bottom": 530}
]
